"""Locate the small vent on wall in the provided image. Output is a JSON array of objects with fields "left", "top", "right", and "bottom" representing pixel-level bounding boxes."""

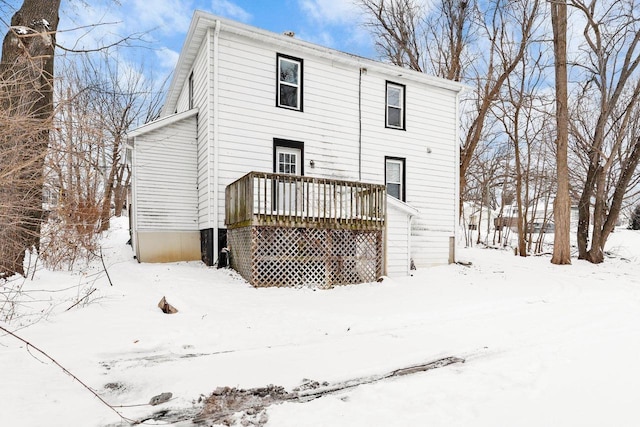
[{"left": 283, "top": 31, "right": 295, "bottom": 37}]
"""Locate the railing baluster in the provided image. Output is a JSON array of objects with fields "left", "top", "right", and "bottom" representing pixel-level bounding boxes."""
[{"left": 225, "top": 172, "right": 386, "bottom": 230}]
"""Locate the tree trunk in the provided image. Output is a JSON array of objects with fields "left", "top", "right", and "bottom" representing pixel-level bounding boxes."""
[
  {"left": 590, "top": 137, "right": 640, "bottom": 262},
  {"left": 514, "top": 138, "right": 527, "bottom": 257},
  {"left": 570, "top": 0, "right": 640, "bottom": 263},
  {"left": 0, "top": 0, "right": 61, "bottom": 278},
  {"left": 113, "top": 163, "right": 129, "bottom": 217},
  {"left": 550, "top": 0, "right": 572, "bottom": 265}
]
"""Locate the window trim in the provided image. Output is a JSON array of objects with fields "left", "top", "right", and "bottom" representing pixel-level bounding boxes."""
[
  {"left": 385, "top": 81, "right": 406, "bottom": 130},
  {"left": 385, "top": 156, "right": 406, "bottom": 201},
  {"left": 273, "top": 138, "right": 304, "bottom": 175},
  {"left": 276, "top": 53, "right": 304, "bottom": 112}
]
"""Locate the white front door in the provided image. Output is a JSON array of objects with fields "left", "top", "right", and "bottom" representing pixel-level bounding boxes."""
[{"left": 275, "top": 146, "right": 302, "bottom": 213}]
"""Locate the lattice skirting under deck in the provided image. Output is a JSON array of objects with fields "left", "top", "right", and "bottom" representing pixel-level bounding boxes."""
[{"left": 227, "top": 226, "right": 383, "bottom": 288}]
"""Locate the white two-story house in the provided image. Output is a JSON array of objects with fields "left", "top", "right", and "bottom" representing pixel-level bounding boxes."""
[{"left": 127, "top": 10, "right": 465, "bottom": 287}]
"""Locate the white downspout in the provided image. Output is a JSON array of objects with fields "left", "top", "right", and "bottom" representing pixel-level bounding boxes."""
[
  {"left": 130, "top": 140, "right": 140, "bottom": 262},
  {"left": 407, "top": 214, "right": 413, "bottom": 275},
  {"left": 212, "top": 20, "right": 221, "bottom": 261},
  {"left": 452, "top": 90, "right": 461, "bottom": 264}
]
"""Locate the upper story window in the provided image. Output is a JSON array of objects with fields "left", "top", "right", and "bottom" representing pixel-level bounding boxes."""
[
  {"left": 277, "top": 54, "right": 303, "bottom": 111},
  {"left": 386, "top": 81, "right": 405, "bottom": 129},
  {"left": 188, "top": 71, "right": 194, "bottom": 109},
  {"left": 385, "top": 156, "right": 406, "bottom": 201}
]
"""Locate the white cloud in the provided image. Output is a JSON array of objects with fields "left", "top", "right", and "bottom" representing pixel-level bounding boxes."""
[
  {"left": 295, "top": 0, "right": 375, "bottom": 58},
  {"left": 57, "top": 2, "right": 127, "bottom": 51},
  {"left": 57, "top": 0, "right": 193, "bottom": 52},
  {"left": 296, "top": 29, "right": 336, "bottom": 49},
  {"left": 298, "top": 0, "right": 360, "bottom": 25},
  {"left": 155, "top": 46, "right": 181, "bottom": 71},
  {"left": 129, "top": 0, "right": 194, "bottom": 36},
  {"left": 209, "top": 0, "right": 252, "bottom": 22}
]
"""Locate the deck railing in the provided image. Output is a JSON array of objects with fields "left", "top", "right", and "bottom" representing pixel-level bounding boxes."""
[{"left": 225, "top": 172, "right": 386, "bottom": 230}]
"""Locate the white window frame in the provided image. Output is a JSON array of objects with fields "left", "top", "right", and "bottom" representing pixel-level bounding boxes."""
[
  {"left": 386, "top": 82, "right": 405, "bottom": 129},
  {"left": 277, "top": 54, "right": 303, "bottom": 111},
  {"left": 385, "top": 157, "right": 405, "bottom": 201}
]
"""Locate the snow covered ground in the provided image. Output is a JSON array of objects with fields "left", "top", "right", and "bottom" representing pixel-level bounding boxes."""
[{"left": 2, "top": 217, "right": 640, "bottom": 426}]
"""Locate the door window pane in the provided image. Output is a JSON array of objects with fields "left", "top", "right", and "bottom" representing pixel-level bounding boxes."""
[{"left": 278, "top": 150, "right": 297, "bottom": 174}]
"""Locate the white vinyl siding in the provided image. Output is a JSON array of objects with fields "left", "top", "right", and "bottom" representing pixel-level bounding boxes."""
[
  {"left": 194, "top": 33, "right": 212, "bottom": 229},
  {"left": 209, "top": 31, "right": 459, "bottom": 267},
  {"left": 133, "top": 114, "right": 198, "bottom": 231},
  {"left": 145, "top": 13, "right": 464, "bottom": 269},
  {"left": 361, "top": 75, "right": 458, "bottom": 267},
  {"left": 386, "top": 196, "right": 418, "bottom": 277},
  {"left": 212, "top": 32, "right": 361, "bottom": 228},
  {"left": 171, "top": 34, "right": 211, "bottom": 229}
]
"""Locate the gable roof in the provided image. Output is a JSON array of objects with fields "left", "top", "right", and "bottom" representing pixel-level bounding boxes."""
[
  {"left": 127, "top": 108, "right": 198, "bottom": 141},
  {"left": 161, "top": 10, "right": 467, "bottom": 116}
]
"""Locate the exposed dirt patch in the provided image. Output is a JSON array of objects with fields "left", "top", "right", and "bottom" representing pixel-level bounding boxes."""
[
  {"left": 115, "top": 356, "right": 465, "bottom": 425},
  {"left": 191, "top": 356, "right": 465, "bottom": 425},
  {"left": 193, "top": 385, "right": 293, "bottom": 426}
]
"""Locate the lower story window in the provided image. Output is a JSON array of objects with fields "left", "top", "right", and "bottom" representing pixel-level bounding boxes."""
[{"left": 385, "top": 156, "right": 405, "bottom": 201}]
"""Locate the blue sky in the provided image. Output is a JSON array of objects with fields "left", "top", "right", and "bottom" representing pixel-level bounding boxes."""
[{"left": 52, "top": 0, "right": 378, "bottom": 80}]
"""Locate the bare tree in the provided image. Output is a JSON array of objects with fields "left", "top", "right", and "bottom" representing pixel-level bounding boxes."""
[
  {"left": 0, "top": 0, "right": 61, "bottom": 278},
  {"left": 360, "top": 0, "right": 474, "bottom": 81},
  {"left": 0, "top": 0, "right": 160, "bottom": 276},
  {"left": 42, "top": 60, "right": 106, "bottom": 269},
  {"left": 41, "top": 52, "right": 165, "bottom": 269},
  {"left": 358, "top": 0, "right": 543, "bottom": 220},
  {"left": 494, "top": 45, "right": 554, "bottom": 256},
  {"left": 549, "top": 0, "right": 572, "bottom": 264},
  {"left": 568, "top": 0, "right": 640, "bottom": 263},
  {"left": 464, "top": 134, "right": 508, "bottom": 246},
  {"left": 78, "top": 53, "right": 164, "bottom": 232}
]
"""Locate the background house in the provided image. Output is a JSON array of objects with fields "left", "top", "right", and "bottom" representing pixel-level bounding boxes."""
[{"left": 127, "top": 10, "right": 465, "bottom": 285}]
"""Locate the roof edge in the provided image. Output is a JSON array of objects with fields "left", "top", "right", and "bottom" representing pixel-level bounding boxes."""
[
  {"left": 128, "top": 108, "right": 198, "bottom": 140},
  {"left": 387, "top": 195, "right": 420, "bottom": 217},
  {"left": 161, "top": 10, "right": 468, "bottom": 115}
]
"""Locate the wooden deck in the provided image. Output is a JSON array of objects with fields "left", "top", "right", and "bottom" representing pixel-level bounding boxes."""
[
  {"left": 224, "top": 172, "right": 386, "bottom": 288},
  {"left": 225, "top": 172, "right": 386, "bottom": 231}
]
